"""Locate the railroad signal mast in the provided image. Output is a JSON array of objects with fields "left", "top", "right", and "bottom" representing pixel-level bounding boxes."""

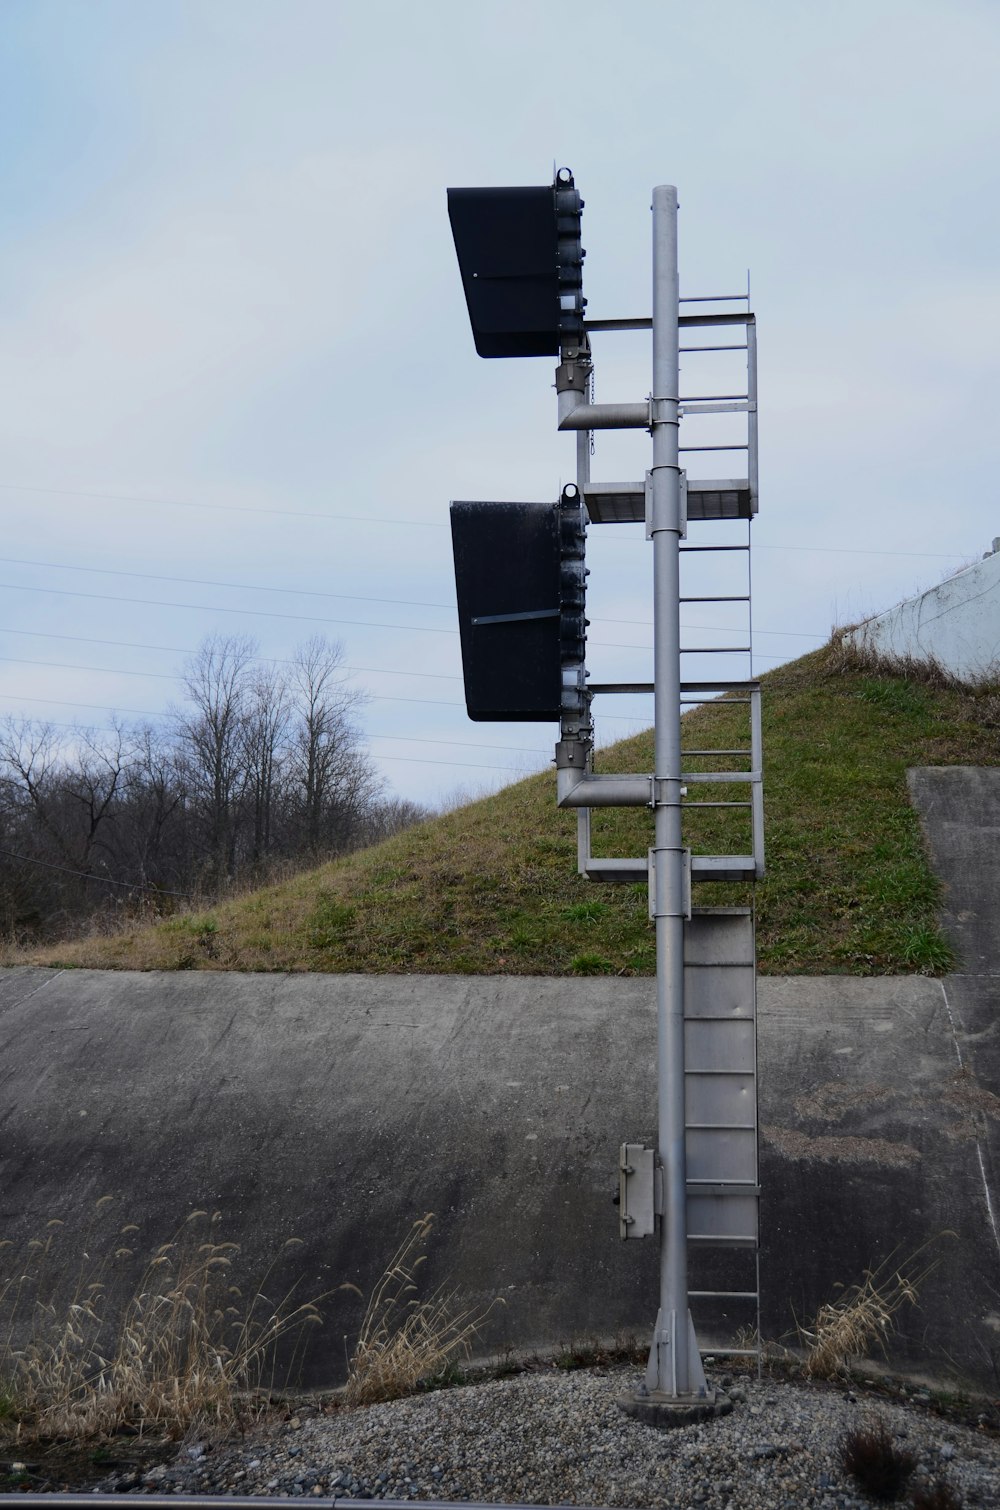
[{"left": 448, "top": 172, "right": 762, "bottom": 1426}]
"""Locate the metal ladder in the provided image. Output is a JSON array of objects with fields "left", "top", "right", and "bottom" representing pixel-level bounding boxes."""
[
  {"left": 576, "top": 306, "right": 762, "bottom": 891},
  {"left": 590, "top": 305, "right": 763, "bottom": 1371}
]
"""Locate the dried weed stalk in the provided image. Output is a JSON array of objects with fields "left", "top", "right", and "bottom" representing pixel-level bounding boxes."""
[
  {"left": 344, "top": 1213, "right": 498, "bottom": 1408},
  {"left": 1, "top": 1204, "right": 326, "bottom": 1438},
  {"left": 798, "top": 1244, "right": 941, "bottom": 1379}
]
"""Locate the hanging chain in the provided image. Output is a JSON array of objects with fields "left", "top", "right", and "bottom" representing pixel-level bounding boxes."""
[{"left": 589, "top": 367, "right": 596, "bottom": 456}]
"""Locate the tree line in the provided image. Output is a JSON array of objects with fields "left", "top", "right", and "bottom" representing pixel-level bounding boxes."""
[{"left": 0, "top": 633, "right": 427, "bottom": 941}]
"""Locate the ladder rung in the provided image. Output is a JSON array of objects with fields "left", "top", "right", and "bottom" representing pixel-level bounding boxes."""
[
  {"left": 680, "top": 544, "right": 750, "bottom": 553},
  {"left": 685, "top": 771, "right": 757, "bottom": 783},
  {"left": 679, "top": 444, "right": 749, "bottom": 452},
  {"left": 679, "top": 344, "right": 748, "bottom": 352},
  {"left": 683, "top": 749, "right": 751, "bottom": 756},
  {"left": 699, "top": 1347, "right": 759, "bottom": 1356},
  {"left": 687, "top": 1123, "right": 756, "bottom": 1131},
  {"left": 679, "top": 646, "right": 752, "bottom": 654},
  {"left": 689, "top": 1291, "right": 759, "bottom": 1300},
  {"left": 685, "top": 1069, "right": 754, "bottom": 1077},
  {"left": 681, "top": 401, "right": 752, "bottom": 415},
  {"left": 679, "top": 312, "right": 755, "bottom": 327},
  {"left": 687, "top": 1180, "right": 760, "bottom": 1190},
  {"left": 684, "top": 801, "right": 752, "bottom": 809},
  {"left": 680, "top": 596, "right": 750, "bottom": 603}
]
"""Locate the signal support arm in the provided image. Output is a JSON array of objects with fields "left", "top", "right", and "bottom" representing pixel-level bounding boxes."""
[{"left": 554, "top": 739, "right": 652, "bottom": 808}]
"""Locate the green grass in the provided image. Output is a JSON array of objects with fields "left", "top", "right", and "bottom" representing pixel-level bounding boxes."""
[{"left": 12, "top": 642, "right": 999, "bottom": 977}]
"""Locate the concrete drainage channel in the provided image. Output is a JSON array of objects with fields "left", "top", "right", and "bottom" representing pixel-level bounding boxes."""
[{"left": 0, "top": 768, "right": 998, "bottom": 1394}]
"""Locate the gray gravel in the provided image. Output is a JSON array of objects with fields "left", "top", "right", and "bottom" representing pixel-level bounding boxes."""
[{"left": 113, "top": 1368, "right": 1000, "bottom": 1508}]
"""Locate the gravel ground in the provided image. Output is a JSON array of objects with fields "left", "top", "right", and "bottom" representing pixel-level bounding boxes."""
[{"left": 99, "top": 1367, "right": 1000, "bottom": 1509}]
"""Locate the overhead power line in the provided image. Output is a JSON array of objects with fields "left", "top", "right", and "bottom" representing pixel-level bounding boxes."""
[
  {"left": 0, "top": 581, "right": 657, "bottom": 652},
  {"left": 0, "top": 653, "right": 466, "bottom": 701},
  {"left": 0, "top": 552, "right": 827, "bottom": 638},
  {"left": 0, "top": 845, "right": 193, "bottom": 897},
  {"left": 0, "top": 554, "right": 456, "bottom": 613},
  {"left": 0, "top": 580, "right": 458, "bottom": 636},
  {"left": 0, "top": 481, "right": 440, "bottom": 528},
  {"left": 0, "top": 626, "right": 464, "bottom": 681},
  {"left": 0, "top": 482, "right": 971, "bottom": 560}
]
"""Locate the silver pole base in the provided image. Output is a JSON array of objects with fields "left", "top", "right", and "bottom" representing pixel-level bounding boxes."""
[{"left": 618, "top": 1385, "right": 733, "bottom": 1428}]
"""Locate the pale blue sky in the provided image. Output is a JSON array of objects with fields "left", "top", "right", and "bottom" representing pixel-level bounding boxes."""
[{"left": 0, "top": 0, "right": 997, "bottom": 803}]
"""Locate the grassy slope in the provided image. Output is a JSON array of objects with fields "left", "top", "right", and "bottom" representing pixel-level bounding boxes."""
[{"left": 16, "top": 645, "right": 1000, "bottom": 976}]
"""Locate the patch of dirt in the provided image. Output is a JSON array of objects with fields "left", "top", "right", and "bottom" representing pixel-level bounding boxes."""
[
  {"left": 940, "top": 1070, "right": 1000, "bottom": 1141},
  {"left": 793, "top": 1081, "right": 897, "bottom": 1121},
  {"left": 943, "top": 1070, "right": 1000, "bottom": 1119},
  {"left": 761, "top": 1126, "right": 921, "bottom": 1168}
]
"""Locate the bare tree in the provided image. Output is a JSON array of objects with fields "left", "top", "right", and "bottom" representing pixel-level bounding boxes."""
[
  {"left": 288, "top": 636, "right": 377, "bottom": 855},
  {"left": 0, "top": 717, "right": 129, "bottom": 920},
  {"left": 360, "top": 795, "right": 431, "bottom": 845},
  {"left": 119, "top": 724, "right": 186, "bottom": 888},
  {"left": 174, "top": 633, "right": 256, "bottom": 883},
  {"left": 58, "top": 721, "right": 131, "bottom": 881},
  {"left": 0, "top": 636, "right": 429, "bottom": 941},
  {"left": 242, "top": 663, "right": 290, "bottom": 868}
]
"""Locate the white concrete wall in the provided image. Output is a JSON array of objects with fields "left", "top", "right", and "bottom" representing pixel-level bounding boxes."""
[{"left": 846, "top": 542, "right": 1000, "bottom": 681}]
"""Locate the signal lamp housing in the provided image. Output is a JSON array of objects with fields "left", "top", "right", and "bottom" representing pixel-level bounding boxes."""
[
  {"left": 446, "top": 167, "right": 585, "bottom": 358},
  {"left": 450, "top": 486, "right": 588, "bottom": 722}
]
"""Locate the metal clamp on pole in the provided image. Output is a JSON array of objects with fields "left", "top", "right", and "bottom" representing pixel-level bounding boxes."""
[
  {"left": 645, "top": 470, "right": 688, "bottom": 540},
  {"left": 647, "top": 846, "right": 692, "bottom": 921},
  {"left": 647, "top": 462, "right": 684, "bottom": 535},
  {"left": 554, "top": 738, "right": 588, "bottom": 769},
  {"left": 647, "top": 395, "right": 679, "bottom": 433}
]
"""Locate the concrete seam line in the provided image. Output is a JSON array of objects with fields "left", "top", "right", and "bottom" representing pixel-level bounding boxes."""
[
  {"left": 975, "top": 1142, "right": 1000, "bottom": 1266},
  {"left": 938, "top": 976, "right": 1000, "bottom": 1264},
  {"left": 936, "top": 977, "right": 965, "bottom": 1072},
  {"left": 1, "top": 967, "right": 65, "bottom": 1013}
]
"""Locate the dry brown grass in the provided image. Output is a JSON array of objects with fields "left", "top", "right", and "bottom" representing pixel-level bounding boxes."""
[
  {"left": 343, "top": 1214, "right": 498, "bottom": 1408},
  {"left": 1, "top": 1204, "right": 326, "bottom": 1439},
  {"left": 798, "top": 1245, "right": 941, "bottom": 1379}
]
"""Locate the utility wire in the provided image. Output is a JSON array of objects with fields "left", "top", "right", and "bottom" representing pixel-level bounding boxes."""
[
  {"left": 0, "top": 691, "right": 463, "bottom": 717},
  {"left": 0, "top": 482, "right": 973, "bottom": 560},
  {"left": 0, "top": 627, "right": 464, "bottom": 681},
  {"left": 0, "top": 718, "right": 541, "bottom": 774},
  {"left": 0, "top": 549, "right": 955, "bottom": 629},
  {"left": 0, "top": 657, "right": 548, "bottom": 753},
  {"left": 0, "top": 845, "right": 193, "bottom": 897},
  {"left": 0, "top": 554, "right": 456, "bottom": 612},
  {"left": 0, "top": 580, "right": 657, "bottom": 652},
  {"left": 0, "top": 482, "right": 439, "bottom": 528},
  {"left": 0, "top": 654, "right": 465, "bottom": 702},
  {"left": 0, "top": 580, "right": 458, "bottom": 636}
]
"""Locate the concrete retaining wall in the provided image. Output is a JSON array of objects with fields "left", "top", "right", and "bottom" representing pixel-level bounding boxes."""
[
  {"left": 2, "top": 964, "right": 997, "bottom": 1391},
  {"left": 845, "top": 543, "right": 1000, "bottom": 681}
]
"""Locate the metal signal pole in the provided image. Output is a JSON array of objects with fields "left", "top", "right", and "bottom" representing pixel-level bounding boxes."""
[
  {"left": 619, "top": 186, "right": 727, "bottom": 1424},
  {"left": 447, "top": 171, "right": 757, "bottom": 1425},
  {"left": 649, "top": 183, "right": 700, "bottom": 1399}
]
